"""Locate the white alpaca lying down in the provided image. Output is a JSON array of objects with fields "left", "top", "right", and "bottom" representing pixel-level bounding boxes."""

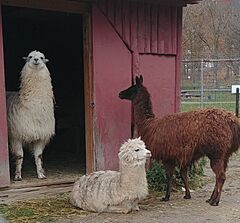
[
  {"left": 6, "top": 50, "right": 55, "bottom": 180},
  {"left": 70, "top": 137, "right": 151, "bottom": 213}
]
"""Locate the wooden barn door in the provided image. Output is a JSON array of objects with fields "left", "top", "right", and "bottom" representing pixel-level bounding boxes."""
[
  {"left": 92, "top": 6, "right": 131, "bottom": 170},
  {"left": 92, "top": 1, "right": 183, "bottom": 170},
  {"left": 0, "top": 6, "right": 10, "bottom": 187}
]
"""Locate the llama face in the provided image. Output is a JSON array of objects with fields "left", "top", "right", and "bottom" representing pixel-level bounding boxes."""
[
  {"left": 23, "top": 50, "right": 49, "bottom": 70},
  {"left": 119, "top": 138, "right": 151, "bottom": 167},
  {"left": 119, "top": 84, "right": 138, "bottom": 100},
  {"left": 119, "top": 75, "right": 144, "bottom": 101}
]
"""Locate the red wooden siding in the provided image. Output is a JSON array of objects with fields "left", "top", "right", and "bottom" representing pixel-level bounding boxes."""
[
  {"left": 92, "top": 6, "right": 131, "bottom": 170},
  {"left": 0, "top": 6, "right": 10, "bottom": 187},
  {"left": 96, "top": 0, "right": 178, "bottom": 55},
  {"left": 139, "top": 55, "right": 176, "bottom": 116},
  {"left": 175, "top": 7, "right": 183, "bottom": 113},
  {"left": 94, "top": 0, "right": 182, "bottom": 116},
  {"left": 0, "top": 0, "right": 183, "bottom": 183}
]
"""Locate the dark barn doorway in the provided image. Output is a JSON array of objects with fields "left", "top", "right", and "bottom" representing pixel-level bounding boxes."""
[{"left": 2, "top": 6, "right": 86, "bottom": 183}]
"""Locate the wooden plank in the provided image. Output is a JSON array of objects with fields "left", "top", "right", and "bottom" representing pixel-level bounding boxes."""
[
  {"left": 171, "top": 7, "right": 178, "bottom": 54},
  {"left": 115, "top": 0, "right": 123, "bottom": 36},
  {"left": 130, "top": 1, "right": 138, "bottom": 52},
  {"left": 1, "top": 0, "right": 90, "bottom": 14},
  {"left": 174, "top": 7, "right": 183, "bottom": 112},
  {"left": 0, "top": 4, "right": 10, "bottom": 188},
  {"left": 144, "top": 3, "right": 151, "bottom": 53},
  {"left": 83, "top": 14, "right": 95, "bottom": 173},
  {"left": 107, "top": 0, "right": 114, "bottom": 25},
  {"left": 122, "top": 0, "right": 130, "bottom": 47},
  {"left": 137, "top": 2, "right": 145, "bottom": 53},
  {"left": 0, "top": 182, "right": 74, "bottom": 204},
  {"left": 163, "top": 7, "right": 172, "bottom": 54},
  {"left": 3, "top": 179, "right": 76, "bottom": 190},
  {"left": 97, "top": 0, "right": 107, "bottom": 14},
  {"left": 150, "top": 5, "right": 158, "bottom": 53},
  {"left": 158, "top": 6, "right": 166, "bottom": 54}
]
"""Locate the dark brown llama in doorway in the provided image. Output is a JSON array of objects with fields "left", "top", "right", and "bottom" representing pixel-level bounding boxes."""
[{"left": 119, "top": 75, "right": 240, "bottom": 206}]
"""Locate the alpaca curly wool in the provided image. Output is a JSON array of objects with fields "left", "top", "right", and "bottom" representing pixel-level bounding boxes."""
[
  {"left": 7, "top": 50, "right": 55, "bottom": 180},
  {"left": 119, "top": 75, "right": 240, "bottom": 206},
  {"left": 70, "top": 137, "right": 151, "bottom": 213}
]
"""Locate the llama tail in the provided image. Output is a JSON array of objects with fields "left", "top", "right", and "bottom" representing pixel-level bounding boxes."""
[{"left": 229, "top": 117, "right": 240, "bottom": 153}]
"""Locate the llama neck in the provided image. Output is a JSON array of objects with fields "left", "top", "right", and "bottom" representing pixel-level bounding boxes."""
[
  {"left": 120, "top": 164, "right": 147, "bottom": 188},
  {"left": 133, "top": 88, "right": 155, "bottom": 128},
  {"left": 19, "top": 67, "right": 54, "bottom": 102}
]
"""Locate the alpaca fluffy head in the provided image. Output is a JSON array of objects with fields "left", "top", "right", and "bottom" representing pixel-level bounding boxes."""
[
  {"left": 23, "top": 50, "right": 49, "bottom": 70},
  {"left": 118, "top": 137, "right": 151, "bottom": 167}
]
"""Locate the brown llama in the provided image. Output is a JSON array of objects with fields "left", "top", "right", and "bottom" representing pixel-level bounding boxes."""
[{"left": 119, "top": 75, "right": 240, "bottom": 206}]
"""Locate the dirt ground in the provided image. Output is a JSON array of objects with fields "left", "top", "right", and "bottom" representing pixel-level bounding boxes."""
[{"left": 56, "top": 153, "right": 240, "bottom": 223}]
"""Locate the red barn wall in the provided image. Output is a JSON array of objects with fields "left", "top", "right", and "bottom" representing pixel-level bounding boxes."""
[
  {"left": 95, "top": 0, "right": 178, "bottom": 54},
  {"left": 92, "top": 1, "right": 182, "bottom": 169},
  {"left": 95, "top": 1, "right": 181, "bottom": 113},
  {"left": 92, "top": 6, "right": 132, "bottom": 170},
  {"left": 0, "top": 7, "right": 10, "bottom": 187},
  {"left": 139, "top": 55, "right": 176, "bottom": 116},
  {"left": 0, "top": 0, "right": 183, "bottom": 183}
]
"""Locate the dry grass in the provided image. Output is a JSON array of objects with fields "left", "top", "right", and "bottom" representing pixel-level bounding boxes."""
[{"left": 0, "top": 193, "right": 88, "bottom": 223}]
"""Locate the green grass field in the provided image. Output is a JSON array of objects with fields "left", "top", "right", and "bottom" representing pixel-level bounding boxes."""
[
  {"left": 181, "top": 101, "right": 236, "bottom": 112},
  {"left": 181, "top": 90, "right": 237, "bottom": 113}
]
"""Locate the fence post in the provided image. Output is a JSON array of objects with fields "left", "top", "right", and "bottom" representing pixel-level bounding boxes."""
[
  {"left": 236, "top": 88, "right": 239, "bottom": 117},
  {"left": 200, "top": 59, "right": 204, "bottom": 109}
]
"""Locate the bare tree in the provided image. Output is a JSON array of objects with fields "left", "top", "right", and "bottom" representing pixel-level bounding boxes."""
[{"left": 183, "top": 0, "right": 239, "bottom": 59}]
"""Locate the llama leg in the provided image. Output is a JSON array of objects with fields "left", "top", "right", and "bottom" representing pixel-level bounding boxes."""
[
  {"left": 32, "top": 141, "right": 47, "bottom": 179},
  {"left": 180, "top": 166, "right": 191, "bottom": 199},
  {"left": 10, "top": 141, "right": 24, "bottom": 181},
  {"left": 206, "top": 179, "right": 218, "bottom": 204},
  {"left": 162, "top": 161, "right": 175, "bottom": 201},
  {"left": 207, "top": 158, "right": 226, "bottom": 206},
  {"left": 132, "top": 200, "right": 140, "bottom": 211}
]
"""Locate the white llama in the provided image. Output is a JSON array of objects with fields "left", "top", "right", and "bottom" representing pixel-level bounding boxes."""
[{"left": 6, "top": 50, "right": 55, "bottom": 180}]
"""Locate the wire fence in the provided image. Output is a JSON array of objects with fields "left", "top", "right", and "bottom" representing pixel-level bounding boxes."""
[{"left": 181, "top": 58, "right": 240, "bottom": 113}]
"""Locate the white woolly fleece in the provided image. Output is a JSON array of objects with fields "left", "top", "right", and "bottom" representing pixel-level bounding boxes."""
[{"left": 70, "top": 137, "right": 151, "bottom": 213}]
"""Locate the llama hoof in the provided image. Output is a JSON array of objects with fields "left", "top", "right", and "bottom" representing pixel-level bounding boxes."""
[
  {"left": 210, "top": 202, "right": 219, "bottom": 206},
  {"left": 184, "top": 195, "right": 191, "bottom": 199},
  {"left": 206, "top": 198, "right": 213, "bottom": 203},
  {"left": 161, "top": 197, "right": 170, "bottom": 202},
  {"left": 132, "top": 205, "right": 140, "bottom": 211},
  {"left": 14, "top": 176, "right": 22, "bottom": 181},
  {"left": 206, "top": 198, "right": 219, "bottom": 206},
  {"left": 38, "top": 173, "right": 47, "bottom": 179}
]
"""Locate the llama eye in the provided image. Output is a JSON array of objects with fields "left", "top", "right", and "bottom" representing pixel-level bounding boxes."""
[
  {"left": 40, "top": 57, "right": 43, "bottom": 60},
  {"left": 135, "top": 149, "right": 139, "bottom": 152},
  {"left": 29, "top": 56, "right": 32, "bottom": 59}
]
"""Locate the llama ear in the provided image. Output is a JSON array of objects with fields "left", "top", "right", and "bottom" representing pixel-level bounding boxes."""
[
  {"left": 135, "top": 76, "right": 141, "bottom": 86},
  {"left": 135, "top": 76, "right": 139, "bottom": 84},
  {"left": 43, "top": 58, "right": 49, "bottom": 63},
  {"left": 22, "top": 57, "right": 28, "bottom": 62},
  {"left": 136, "top": 75, "right": 143, "bottom": 86}
]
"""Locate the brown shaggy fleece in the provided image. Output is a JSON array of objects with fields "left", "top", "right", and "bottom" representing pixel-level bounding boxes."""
[{"left": 119, "top": 75, "right": 240, "bottom": 206}]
